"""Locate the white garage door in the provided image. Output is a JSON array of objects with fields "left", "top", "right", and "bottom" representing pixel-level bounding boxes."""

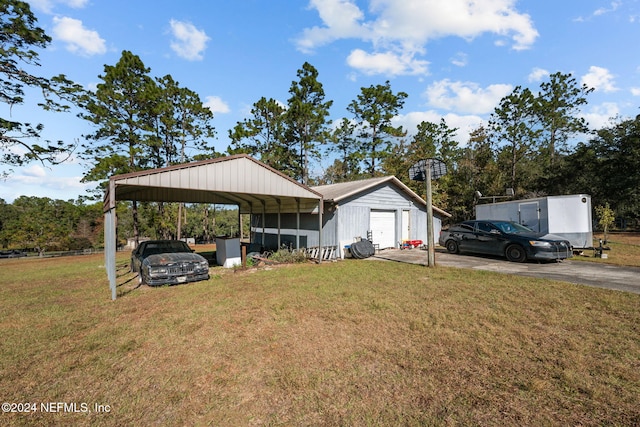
[{"left": 370, "top": 210, "right": 396, "bottom": 249}]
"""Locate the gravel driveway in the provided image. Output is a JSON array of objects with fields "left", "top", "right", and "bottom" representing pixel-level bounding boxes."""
[{"left": 370, "top": 248, "right": 640, "bottom": 294}]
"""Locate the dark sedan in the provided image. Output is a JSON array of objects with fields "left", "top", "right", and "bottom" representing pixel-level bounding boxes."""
[
  {"left": 438, "top": 220, "right": 572, "bottom": 262},
  {"left": 131, "top": 240, "right": 210, "bottom": 286}
]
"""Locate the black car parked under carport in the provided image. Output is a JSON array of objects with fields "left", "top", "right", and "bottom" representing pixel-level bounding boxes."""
[
  {"left": 131, "top": 240, "right": 210, "bottom": 286},
  {"left": 438, "top": 220, "right": 572, "bottom": 262}
]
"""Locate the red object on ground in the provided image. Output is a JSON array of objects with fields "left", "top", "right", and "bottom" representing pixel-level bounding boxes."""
[{"left": 401, "top": 240, "right": 423, "bottom": 249}]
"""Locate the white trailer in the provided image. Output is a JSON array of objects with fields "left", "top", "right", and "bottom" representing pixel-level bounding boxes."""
[{"left": 475, "top": 194, "right": 593, "bottom": 249}]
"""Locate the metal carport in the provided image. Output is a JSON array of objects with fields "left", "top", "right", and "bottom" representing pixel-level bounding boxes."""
[{"left": 103, "top": 155, "right": 324, "bottom": 300}]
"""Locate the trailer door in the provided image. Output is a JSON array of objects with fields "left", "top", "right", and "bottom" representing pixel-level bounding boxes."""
[{"left": 519, "top": 202, "right": 540, "bottom": 231}]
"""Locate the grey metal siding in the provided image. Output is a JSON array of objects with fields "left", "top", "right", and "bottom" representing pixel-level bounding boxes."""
[
  {"left": 321, "top": 207, "right": 337, "bottom": 247},
  {"left": 340, "top": 185, "right": 415, "bottom": 209},
  {"left": 338, "top": 185, "right": 419, "bottom": 248},
  {"left": 337, "top": 205, "right": 371, "bottom": 242},
  {"left": 252, "top": 181, "right": 444, "bottom": 253},
  {"left": 338, "top": 185, "right": 435, "bottom": 246}
]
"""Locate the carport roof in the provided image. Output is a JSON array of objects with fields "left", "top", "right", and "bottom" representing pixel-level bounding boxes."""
[{"left": 103, "top": 154, "right": 323, "bottom": 214}]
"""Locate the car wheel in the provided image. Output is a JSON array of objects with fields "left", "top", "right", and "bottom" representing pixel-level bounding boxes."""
[
  {"left": 138, "top": 272, "right": 146, "bottom": 286},
  {"left": 445, "top": 240, "right": 459, "bottom": 254},
  {"left": 505, "top": 244, "right": 527, "bottom": 263}
]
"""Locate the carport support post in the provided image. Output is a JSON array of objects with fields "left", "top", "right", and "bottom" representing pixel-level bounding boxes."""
[
  {"left": 104, "top": 178, "right": 117, "bottom": 300},
  {"left": 261, "top": 200, "right": 266, "bottom": 247},
  {"left": 105, "top": 207, "right": 117, "bottom": 300},
  {"left": 425, "top": 160, "right": 435, "bottom": 267},
  {"left": 276, "top": 198, "right": 281, "bottom": 249},
  {"left": 295, "top": 198, "right": 300, "bottom": 250},
  {"left": 318, "top": 198, "right": 323, "bottom": 264}
]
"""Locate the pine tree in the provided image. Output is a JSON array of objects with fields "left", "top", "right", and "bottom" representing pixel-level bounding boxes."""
[
  {"left": 348, "top": 81, "right": 407, "bottom": 176},
  {"left": 1, "top": 0, "right": 84, "bottom": 173},
  {"left": 284, "top": 62, "right": 333, "bottom": 184}
]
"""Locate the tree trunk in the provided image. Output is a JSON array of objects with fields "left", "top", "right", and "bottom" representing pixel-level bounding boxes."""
[{"left": 511, "top": 143, "right": 517, "bottom": 190}]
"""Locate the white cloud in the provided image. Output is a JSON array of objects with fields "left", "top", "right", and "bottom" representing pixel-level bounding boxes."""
[
  {"left": 346, "top": 49, "right": 428, "bottom": 76},
  {"left": 394, "top": 110, "right": 484, "bottom": 145},
  {"left": 0, "top": 166, "right": 92, "bottom": 202},
  {"left": 28, "top": 0, "right": 53, "bottom": 12},
  {"left": 296, "top": 0, "right": 368, "bottom": 53},
  {"left": 169, "top": 19, "right": 210, "bottom": 61},
  {"left": 581, "top": 66, "right": 618, "bottom": 92},
  {"left": 424, "top": 79, "right": 512, "bottom": 115},
  {"left": 593, "top": 1, "right": 621, "bottom": 17},
  {"left": 204, "top": 96, "right": 230, "bottom": 114},
  {"left": 631, "top": 87, "right": 640, "bottom": 96},
  {"left": 574, "top": 1, "right": 622, "bottom": 22},
  {"left": 52, "top": 16, "right": 106, "bottom": 56},
  {"left": 528, "top": 67, "right": 549, "bottom": 82},
  {"left": 296, "top": 0, "right": 539, "bottom": 74},
  {"left": 22, "top": 165, "right": 47, "bottom": 178},
  {"left": 28, "top": 0, "right": 88, "bottom": 14},
  {"left": 450, "top": 52, "right": 468, "bottom": 67},
  {"left": 63, "top": 0, "right": 88, "bottom": 7},
  {"left": 86, "top": 81, "right": 99, "bottom": 92},
  {"left": 582, "top": 102, "right": 620, "bottom": 130},
  {"left": 372, "top": 0, "right": 538, "bottom": 50}
]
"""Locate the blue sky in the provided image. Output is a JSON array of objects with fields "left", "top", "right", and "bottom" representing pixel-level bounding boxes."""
[{"left": 2, "top": 0, "right": 639, "bottom": 202}]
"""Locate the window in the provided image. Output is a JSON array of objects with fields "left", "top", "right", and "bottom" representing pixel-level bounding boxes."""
[{"left": 476, "top": 222, "right": 494, "bottom": 233}]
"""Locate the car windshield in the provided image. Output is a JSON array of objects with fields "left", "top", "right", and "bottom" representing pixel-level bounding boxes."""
[
  {"left": 141, "top": 241, "right": 191, "bottom": 257},
  {"left": 493, "top": 221, "right": 533, "bottom": 234}
]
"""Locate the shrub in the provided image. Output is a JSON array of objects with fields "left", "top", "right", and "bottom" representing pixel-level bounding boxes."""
[{"left": 269, "top": 248, "right": 308, "bottom": 263}]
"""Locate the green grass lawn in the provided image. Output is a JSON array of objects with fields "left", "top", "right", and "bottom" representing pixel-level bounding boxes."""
[
  {"left": 583, "top": 232, "right": 640, "bottom": 267},
  {"left": 1, "top": 253, "right": 639, "bottom": 426}
]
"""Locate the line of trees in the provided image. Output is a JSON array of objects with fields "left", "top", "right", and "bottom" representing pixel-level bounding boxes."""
[
  {"left": 1, "top": 0, "right": 639, "bottom": 252},
  {"left": 0, "top": 197, "right": 248, "bottom": 253}
]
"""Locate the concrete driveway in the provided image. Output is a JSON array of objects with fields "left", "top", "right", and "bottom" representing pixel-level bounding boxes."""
[{"left": 370, "top": 248, "right": 640, "bottom": 295}]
